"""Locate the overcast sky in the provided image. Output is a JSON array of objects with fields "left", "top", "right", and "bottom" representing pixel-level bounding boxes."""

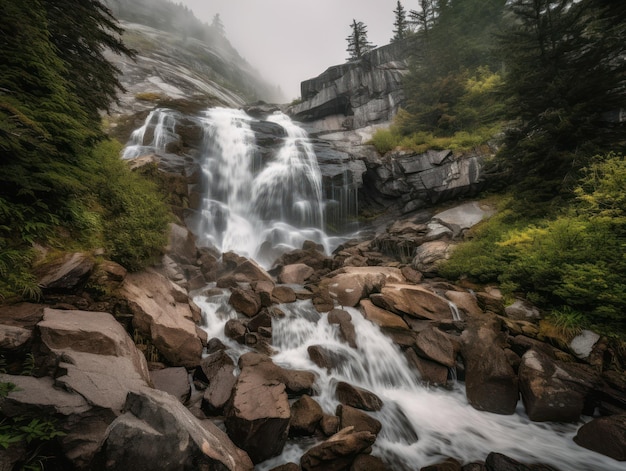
[{"left": 180, "top": 0, "right": 405, "bottom": 100}]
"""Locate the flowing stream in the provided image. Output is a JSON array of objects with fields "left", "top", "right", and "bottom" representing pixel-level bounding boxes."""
[{"left": 124, "top": 107, "right": 622, "bottom": 471}]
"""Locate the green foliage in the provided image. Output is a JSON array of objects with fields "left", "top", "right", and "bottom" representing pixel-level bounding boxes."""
[
  {"left": 0, "top": 381, "right": 17, "bottom": 398},
  {"left": 346, "top": 19, "right": 376, "bottom": 61},
  {"left": 441, "top": 154, "right": 626, "bottom": 334}
]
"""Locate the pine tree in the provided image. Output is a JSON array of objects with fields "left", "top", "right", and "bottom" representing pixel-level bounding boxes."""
[
  {"left": 392, "top": 1, "right": 408, "bottom": 42},
  {"left": 212, "top": 13, "right": 225, "bottom": 36},
  {"left": 497, "top": 0, "right": 626, "bottom": 193},
  {"left": 346, "top": 19, "right": 376, "bottom": 61}
]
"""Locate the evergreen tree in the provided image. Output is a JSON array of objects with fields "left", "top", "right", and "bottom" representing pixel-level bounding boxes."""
[
  {"left": 408, "top": 0, "right": 438, "bottom": 36},
  {"left": 346, "top": 19, "right": 376, "bottom": 61},
  {"left": 212, "top": 13, "right": 225, "bottom": 36},
  {"left": 392, "top": 1, "right": 408, "bottom": 42},
  {"left": 43, "top": 0, "right": 135, "bottom": 124},
  {"left": 497, "top": 0, "right": 626, "bottom": 195}
]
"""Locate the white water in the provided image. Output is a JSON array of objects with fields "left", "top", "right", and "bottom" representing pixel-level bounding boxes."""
[
  {"left": 122, "top": 108, "right": 179, "bottom": 159},
  {"left": 192, "top": 298, "right": 623, "bottom": 471}
]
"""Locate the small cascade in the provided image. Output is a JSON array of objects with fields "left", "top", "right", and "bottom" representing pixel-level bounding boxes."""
[
  {"left": 122, "top": 108, "right": 179, "bottom": 159},
  {"left": 448, "top": 300, "right": 462, "bottom": 321}
]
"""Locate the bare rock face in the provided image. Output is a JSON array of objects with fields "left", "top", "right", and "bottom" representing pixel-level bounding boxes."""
[
  {"left": 120, "top": 269, "right": 203, "bottom": 367},
  {"left": 335, "top": 381, "right": 383, "bottom": 412},
  {"left": 36, "top": 252, "right": 94, "bottom": 291},
  {"left": 460, "top": 314, "right": 519, "bottom": 415},
  {"left": 224, "top": 365, "right": 291, "bottom": 463},
  {"left": 574, "top": 414, "right": 626, "bottom": 461},
  {"left": 300, "top": 426, "right": 377, "bottom": 471},
  {"left": 93, "top": 388, "right": 253, "bottom": 471}
]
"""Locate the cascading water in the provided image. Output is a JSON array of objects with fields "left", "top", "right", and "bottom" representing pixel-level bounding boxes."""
[
  {"left": 122, "top": 108, "right": 179, "bottom": 159},
  {"left": 198, "top": 301, "right": 622, "bottom": 471}
]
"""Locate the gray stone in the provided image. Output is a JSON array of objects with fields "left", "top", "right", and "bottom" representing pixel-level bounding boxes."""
[{"left": 149, "top": 367, "right": 190, "bottom": 404}]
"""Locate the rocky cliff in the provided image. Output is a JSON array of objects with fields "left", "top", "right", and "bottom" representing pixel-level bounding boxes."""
[{"left": 288, "top": 40, "right": 409, "bottom": 131}]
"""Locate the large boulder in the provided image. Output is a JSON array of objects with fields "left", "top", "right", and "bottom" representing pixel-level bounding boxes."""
[
  {"left": 237, "top": 352, "right": 315, "bottom": 395},
  {"left": 326, "top": 267, "right": 404, "bottom": 308},
  {"left": 120, "top": 269, "right": 203, "bottom": 367},
  {"left": 413, "top": 326, "right": 458, "bottom": 368},
  {"left": 460, "top": 314, "right": 519, "bottom": 415},
  {"left": 374, "top": 283, "right": 453, "bottom": 321},
  {"left": 335, "top": 381, "right": 383, "bottom": 412},
  {"left": 149, "top": 367, "right": 190, "bottom": 404},
  {"left": 36, "top": 252, "right": 94, "bottom": 291},
  {"left": 224, "top": 364, "right": 291, "bottom": 463},
  {"left": 229, "top": 287, "right": 262, "bottom": 317},
  {"left": 289, "top": 395, "right": 324, "bottom": 436},
  {"left": 336, "top": 404, "right": 382, "bottom": 435},
  {"left": 518, "top": 349, "right": 598, "bottom": 422},
  {"left": 300, "top": 426, "right": 377, "bottom": 471},
  {"left": 574, "top": 414, "right": 626, "bottom": 461},
  {"left": 92, "top": 388, "right": 253, "bottom": 470},
  {"left": 328, "top": 309, "right": 357, "bottom": 349},
  {"left": 279, "top": 263, "right": 315, "bottom": 285}
]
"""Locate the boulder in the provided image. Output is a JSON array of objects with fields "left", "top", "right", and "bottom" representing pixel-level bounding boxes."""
[
  {"left": 149, "top": 367, "right": 190, "bottom": 404},
  {"left": 484, "top": 452, "right": 554, "bottom": 471},
  {"left": 0, "top": 324, "right": 31, "bottom": 350},
  {"left": 460, "top": 314, "right": 518, "bottom": 415},
  {"left": 327, "top": 271, "right": 386, "bottom": 307},
  {"left": 420, "top": 457, "right": 462, "bottom": 471},
  {"left": 300, "top": 426, "right": 377, "bottom": 471},
  {"left": 224, "top": 319, "right": 247, "bottom": 343},
  {"left": 93, "top": 388, "right": 253, "bottom": 470},
  {"left": 574, "top": 414, "right": 626, "bottom": 461},
  {"left": 335, "top": 381, "right": 383, "bottom": 411},
  {"left": 229, "top": 287, "right": 262, "bottom": 317},
  {"left": 376, "top": 283, "right": 453, "bottom": 321},
  {"left": 279, "top": 263, "right": 315, "bottom": 285},
  {"left": 504, "top": 299, "right": 541, "bottom": 321},
  {"left": 195, "top": 350, "right": 237, "bottom": 414},
  {"left": 0, "top": 303, "right": 45, "bottom": 330},
  {"left": 273, "top": 285, "right": 297, "bottom": 304},
  {"left": 308, "top": 345, "right": 351, "bottom": 372},
  {"left": 518, "top": 349, "right": 597, "bottom": 422},
  {"left": 37, "top": 252, "right": 94, "bottom": 291},
  {"left": 406, "top": 348, "right": 449, "bottom": 385},
  {"left": 444, "top": 291, "right": 482, "bottom": 317},
  {"left": 412, "top": 240, "right": 453, "bottom": 274},
  {"left": 289, "top": 395, "right": 324, "bottom": 436},
  {"left": 166, "top": 223, "right": 198, "bottom": 265},
  {"left": 359, "top": 300, "right": 409, "bottom": 330},
  {"left": 413, "top": 327, "right": 458, "bottom": 368},
  {"left": 350, "top": 454, "right": 390, "bottom": 470},
  {"left": 337, "top": 404, "right": 382, "bottom": 435},
  {"left": 237, "top": 352, "right": 315, "bottom": 395},
  {"left": 328, "top": 309, "right": 357, "bottom": 348},
  {"left": 321, "top": 414, "right": 340, "bottom": 436},
  {"left": 569, "top": 330, "right": 601, "bottom": 360},
  {"left": 120, "top": 269, "right": 203, "bottom": 367},
  {"left": 224, "top": 365, "right": 291, "bottom": 463}
]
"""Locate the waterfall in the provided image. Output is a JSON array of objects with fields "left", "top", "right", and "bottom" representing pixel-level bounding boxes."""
[
  {"left": 191, "top": 296, "right": 626, "bottom": 471},
  {"left": 122, "top": 108, "right": 179, "bottom": 159},
  {"left": 448, "top": 300, "right": 462, "bottom": 321}
]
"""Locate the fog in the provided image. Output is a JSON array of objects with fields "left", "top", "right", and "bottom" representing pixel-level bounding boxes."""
[{"left": 180, "top": 0, "right": 404, "bottom": 101}]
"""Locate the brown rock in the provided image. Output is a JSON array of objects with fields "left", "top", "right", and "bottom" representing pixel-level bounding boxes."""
[
  {"left": 238, "top": 352, "right": 315, "bottom": 395},
  {"left": 328, "top": 309, "right": 357, "bottom": 349},
  {"left": 270, "top": 463, "right": 301, "bottom": 471},
  {"left": 327, "top": 267, "right": 405, "bottom": 308},
  {"left": 336, "top": 381, "right": 383, "bottom": 411},
  {"left": 0, "top": 324, "right": 31, "bottom": 350},
  {"left": 378, "top": 283, "right": 453, "bottom": 321},
  {"left": 412, "top": 240, "right": 452, "bottom": 274},
  {"left": 290, "top": 395, "right": 324, "bottom": 436},
  {"left": 350, "top": 454, "right": 389, "bottom": 471},
  {"left": 273, "top": 285, "right": 297, "bottom": 304},
  {"left": 421, "top": 457, "right": 462, "bottom": 470},
  {"left": 574, "top": 414, "right": 626, "bottom": 461},
  {"left": 337, "top": 404, "right": 381, "bottom": 435},
  {"left": 202, "top": 365, "right": 237, "bottom": 415},
  {"left": 414, "top": 327, "right": 458, "bottom": 368},
  {"left": 300, "top": 427, "right": 376, "bottom": 471},
  {"left": 359, "top": 300, "right": 409, "bottom": 330},
  {"left": 120, "top": 269, "right": 203, "bottom": 367},
  {"left": 308, "top": 345, "right": 351, "bottom": 372},
  {"left": 321, "top": 414, "right": 340, "bottom": 436},
  {"left": 0, "top": 303, "right": 45, "bottom": 330},
  {"left": 444, "top": 291, "right": 482, "bottom": 317},
  {"left": 37, "top": 252, "right": 94, "bottom": 291},
  {"left": 224, "top": 319, "right": 247, "bottom": 343},
  {"left": 279, "top": 264, "right": 315, "bottom": 285},
  {"left": 225, "top": 366, "right": 290, "bottom": 463},
  {"left": 229, "top": 287, "right": 262, "bottom": 317},
  {"left": 406, "top": 348, "right": 449, "bottom": 385},
  {"left": 150, "top": 367, "right": 191, "bottom": 404}
]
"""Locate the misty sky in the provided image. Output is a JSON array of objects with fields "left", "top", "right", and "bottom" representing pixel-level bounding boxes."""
[{"left": 180, "top": 0, "right": 406, "bottom": 100}]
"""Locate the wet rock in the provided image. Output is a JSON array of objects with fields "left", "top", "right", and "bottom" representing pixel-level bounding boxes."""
[
  {"left": 247, "top": 310, "right": 273, "bottom": 332},
  {"left": 337, "top": 404, "right": 382, "bottom": 435},
  {"left": 460, "top": 314, "right": 518, "bottom": 415},
  {"left": 350, "top": 454, "right": 389, "bottom": 470},
  {"left": 335, "top": 381, "right": 383, "bottom": 411},
  {"left": 270, "top": 463, "right": 301, "bottom": 471},
  {"left": 273, "top": 285, "right": 297, "bottom": 303},
  {"left": 308, "top": 345, "right": 351, "bottom": 372},
  {"left": 290, "top": 395, "right": 324, "bottom": 436},
  {"left": 300, "top": 426, "right": 377, "bottom": 471},
  {"left": 359, "top": 299, "right": 409, "bottom": 330},
  {"left": 93, "top": 388, "right": 253, "bottom": 470},
  {"left": 120, "top": 269, "right": 203, "bottom": 367},
  {"left": 274, "top": 245, "right": 332, "bottom": 271},
  {"left": 413, "top": 326, "right": 458, "bottom": 368},
  {"left": 279, "top": 263, "right": 315, "bottom": 285},
  {"left": 321, "top": 413, "right": 340, "bottom": 436},
  {"left": 518, "top": 349, "right": 597, "bottom": 422},
  {"left": 225, "top": 364, "right": 291, "bottom": 463},
  {"left": 229, "top": 287, "right": 262, "bottom": 317},
  {"left": 37, "top": 252, "right": 94, "bottom": 291},
  {"left": 328, "top": 309, "right": 357, "bottom": 348},
  {"left": 376, "top": 283, "right": 453, "bottom": 321},
  {"left": 238, "top": 352, "right": 315, "bottom": 395},
  {"left": 484, "top": 452, "right": 557, "bottom": 471},
  {"left": 421, "top": 457, "right": 462, "bottom": 471},
  {"left": 574, "top": 414, "right": 626, "bottom": 461},
  {"left": 406, "top": 348, "right": 449, "bottom": 385},
  {"left": 224, "top": 319, "right": 247, "bottom": 343},
  {"left": 149, "top": 367, "right": 190, "bottom": 404},
  {"left": 445, "top": 291, "right": 482, "bottom": 317}
]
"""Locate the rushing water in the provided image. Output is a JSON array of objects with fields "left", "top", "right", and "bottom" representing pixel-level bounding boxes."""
[{"left": 124, "top": 107, "right": 623, "bottom": 471}]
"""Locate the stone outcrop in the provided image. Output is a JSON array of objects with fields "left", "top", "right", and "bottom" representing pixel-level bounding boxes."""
[
  {"left": 93, "top": 388, "right": 253, "bottom": 470},
  {"left": 289, "top": 41, "right": 409, "bottom": 130},
  {"left": 300, "top": 426, "right": 377, "bottom": 471},
  {"left": 119, "top": 269, "right": 203, "bottom": 367}
]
